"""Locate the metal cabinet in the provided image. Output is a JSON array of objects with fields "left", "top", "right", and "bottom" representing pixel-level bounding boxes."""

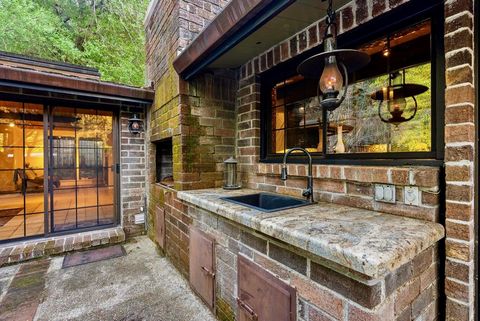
[
  {"left": 189, "top": 227, "right": 215, "bottom": 309},
  {"left": 237, "top": 255, "right": 296, "bottom": 321}
]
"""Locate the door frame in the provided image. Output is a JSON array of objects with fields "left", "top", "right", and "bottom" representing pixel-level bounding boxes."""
[
  {"left": 44, "top": 104, "right": 121, "bottom": 237},
  {"left": 0, "top": 97, "right": 122, "bottom": 243}
]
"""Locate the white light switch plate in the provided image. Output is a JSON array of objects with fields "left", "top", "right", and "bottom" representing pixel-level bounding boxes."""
[
  {"left": 404, "top": 186, "right": 420, "bottom": 206},
  {"left": 374, "top": 184, "right": 396, "bottom": 204}
]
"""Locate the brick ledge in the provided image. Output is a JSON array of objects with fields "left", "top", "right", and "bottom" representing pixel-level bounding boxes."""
[{"left": 0, "top": 227, "right": 125, "bottom": 267}]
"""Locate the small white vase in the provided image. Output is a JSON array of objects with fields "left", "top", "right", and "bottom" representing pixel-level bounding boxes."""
[{"left": 335, "top": 125, "right": 345, "bottom": 153}]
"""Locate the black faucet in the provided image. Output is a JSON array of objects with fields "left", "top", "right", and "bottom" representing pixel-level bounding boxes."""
[{"left": 280, "top": 147, "right": 314, "bottom": 203}]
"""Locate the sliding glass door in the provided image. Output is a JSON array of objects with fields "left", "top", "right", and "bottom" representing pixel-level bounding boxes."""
[
  {"left": 0, "top": 101, "right": 45, "bottom": 241},
  {"left": 49, "top": 106, "right": 116, "bottom": 232},
  {"left": 0, "top": 100, "right": 118, "bottom": 242}
]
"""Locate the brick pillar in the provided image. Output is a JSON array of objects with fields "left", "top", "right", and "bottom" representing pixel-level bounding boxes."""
[
  {"left": 120, "top": 105, "right": 146, "bottom": 237},
  {"left": 443, "top": 1, "right": 476, "bottom": 320}
]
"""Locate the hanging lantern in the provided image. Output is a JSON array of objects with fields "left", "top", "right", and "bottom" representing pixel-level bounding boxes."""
[
  {"left": 128, "top": 114, "right": 144, "bottom": 134},
  {"left": 297, "top": 0, "right": 370, "bottom": 111},
  {"left": 370, "top": 36, "right": 428, "bottom": 126},
  {"left": 223, "top": 157, "right": 241, "bottom": 190}
]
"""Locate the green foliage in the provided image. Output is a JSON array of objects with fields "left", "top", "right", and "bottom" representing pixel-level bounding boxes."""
[
  {"left": 333, "top": 63, "right": 432, "bottom": 153},
  {"left": 0, "top": 0, "right": 149, "bottom": 87}
]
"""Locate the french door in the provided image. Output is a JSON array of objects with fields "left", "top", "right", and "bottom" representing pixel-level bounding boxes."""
[{"left": 0, "top": 100, "right": 118, "bottom": 242}]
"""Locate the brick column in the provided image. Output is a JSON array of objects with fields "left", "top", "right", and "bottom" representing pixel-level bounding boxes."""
[{"left": 443, "top": 1, "right": 476, "bottom": 320}]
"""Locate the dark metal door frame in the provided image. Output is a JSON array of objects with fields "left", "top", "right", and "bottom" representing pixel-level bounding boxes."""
[{"left": 44, "top": 105, "right": 120, "bottom": 236}]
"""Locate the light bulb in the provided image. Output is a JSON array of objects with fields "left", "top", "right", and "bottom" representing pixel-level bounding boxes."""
[
  {"left": 319, "top": 56, "right": 344, "bottom": 93},
  {"left": 388, "top": 97, "right": 407, "bottom": 113}
]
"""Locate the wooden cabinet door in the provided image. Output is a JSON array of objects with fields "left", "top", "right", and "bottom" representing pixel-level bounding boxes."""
[
  {"left": 189, "top": 227, "right": 215, "bottom": 309},
  {"left": 155, "top": 206, "right": 165, "bottom": 249},
  {"left": 237, "top": 255, "right": 296, "bottom": 321}
]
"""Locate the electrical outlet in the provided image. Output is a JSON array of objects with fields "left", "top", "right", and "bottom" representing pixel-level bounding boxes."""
[
  {"left": 374, "top": 184, "right": 396, "bottom": 204},
  {"left": 404, "top": 186, "right": 420, "bottom": 206}
]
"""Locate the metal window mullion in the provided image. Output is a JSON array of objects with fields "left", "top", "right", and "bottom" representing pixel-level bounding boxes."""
[{"left": 22, "top": 102, "right": 26, "bottom": 238}]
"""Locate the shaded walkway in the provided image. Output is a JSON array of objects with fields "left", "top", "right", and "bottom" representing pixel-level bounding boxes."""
[{"left": 0, "top": 237, "right": 216, "bottom": 321}]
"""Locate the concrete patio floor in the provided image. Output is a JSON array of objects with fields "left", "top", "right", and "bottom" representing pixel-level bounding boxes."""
[{"left": 0, "top": 236, "right": 217, "bottom": 321}]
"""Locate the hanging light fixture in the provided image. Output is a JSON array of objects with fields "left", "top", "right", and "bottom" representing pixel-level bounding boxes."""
[
  {"left": 128, "top": 114, "right": 144, "bottom": 134},
  {"left": 297, "top": 0, "right": 370, "bottom": 111},
  {"left": 371, "top": 35, "right": 428, "bottom": 126}
]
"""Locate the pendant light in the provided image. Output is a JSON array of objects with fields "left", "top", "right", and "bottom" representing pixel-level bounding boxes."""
[
  {"left": 371, "top": 35, "right": 428, "bottom": 126},
  {"left": 297, "top": 0, "right": 370, "bottom": 111}
]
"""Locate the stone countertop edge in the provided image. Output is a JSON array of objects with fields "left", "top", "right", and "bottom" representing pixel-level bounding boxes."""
[{"left": 177, "top": 188, "right": 445, "bottom": 279}]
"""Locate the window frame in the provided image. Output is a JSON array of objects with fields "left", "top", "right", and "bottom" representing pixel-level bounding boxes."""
[{"left": 259, "top": 1, "right": 445, "bottom": 166}]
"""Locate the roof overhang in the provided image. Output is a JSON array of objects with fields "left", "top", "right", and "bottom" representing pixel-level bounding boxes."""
[
  {"left": 173, "top": 0, "right": 351, "bottom": 80},
  {"left": 0, "top": 65, "right": 154, "bottom": 103}
]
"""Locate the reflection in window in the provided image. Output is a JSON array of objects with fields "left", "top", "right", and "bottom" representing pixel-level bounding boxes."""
[{"left": 267, "top": 20, "right": 432, "bottom": 156}]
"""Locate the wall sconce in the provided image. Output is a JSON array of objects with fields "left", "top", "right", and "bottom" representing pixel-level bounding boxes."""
[
  {"left": 297, "top": 0, "right": 370, "bottom": 111},
  {"left": 223, "top": 157, "right": 241, "bottom": 190},
  {"left": 128, "top": 114, "right": 144, "bottom": 134},
  {"left": 370, "top": 36, "right": 428, "bottom": 126}
]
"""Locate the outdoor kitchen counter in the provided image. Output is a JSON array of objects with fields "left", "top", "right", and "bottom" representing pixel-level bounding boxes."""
[{"left": 177, "top": 188, "right": 445, "bottom": 279}]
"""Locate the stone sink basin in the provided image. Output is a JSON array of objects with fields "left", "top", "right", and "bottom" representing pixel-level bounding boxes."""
[{"left": 221, "top": 193, "right": 313, "bottom": 213}]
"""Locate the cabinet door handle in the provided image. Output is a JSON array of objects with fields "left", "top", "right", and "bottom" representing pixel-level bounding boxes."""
[
  {"left": 201, "top": 266, "right": 215, "bottom": 278},
  {"left": 237, "top": 298, "right": 258, "bottom": 321}
]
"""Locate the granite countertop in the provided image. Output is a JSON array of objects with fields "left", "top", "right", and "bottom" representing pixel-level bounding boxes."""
[{"left": 177, "top": 188, "right": 445, "bottom": 279}]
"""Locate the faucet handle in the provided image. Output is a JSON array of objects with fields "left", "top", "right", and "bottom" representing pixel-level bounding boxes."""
[{"left": 280, "top": 166, "right": 288, "bottom": 180}]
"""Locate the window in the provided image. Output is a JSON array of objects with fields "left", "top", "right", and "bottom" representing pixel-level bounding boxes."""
[
  {"left": 155, "top": 138, "right": 173, "bottom": 186},
  {"left": 262, "top": 14, "right": 443, "bottom": 163}
]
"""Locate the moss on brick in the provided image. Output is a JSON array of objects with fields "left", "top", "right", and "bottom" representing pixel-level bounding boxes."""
[{"left": 215, "top": 298, "right": 235, "bottom": 321}]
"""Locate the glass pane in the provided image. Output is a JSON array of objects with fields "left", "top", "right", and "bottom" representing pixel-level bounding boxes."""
[
  {"left": 52, "top": 188, "right": 76, "bottom": 210},
  {"left": 77, "top": 187, "right": 97, "bottom": 208},
  {"left": 0, "top": 170, "right": 22, "bottom": 194},
  {"left": 24, "top": 104, "right": 43, "bottom": 147},
  {"left": 26, "top": 213, "right": 44, "bottom": 236},
  {"left": 97, "top": 110, "right": 114, "bottom": 148},
  {"left": 0, "top": 169, "right": 25, "bottom": 240},
  {"left": 97, "top": 167, "right": 111, "bottom": 186},
  {"left": 99, "top": 205, "right": 114, "bottom": 225},
  {"left": 99, "top": 148, "right": 113, "bottom": 168},
  {"left": 52, "top": 147, "right": 75, "bottom": 169},
  {"left": 98, "top": 186, "right": 114, "bottom": 206},
  {"left": 327, "top": 63, "right": 431, "bottom": 154},
  {"left": 286, "top": 128, "right": 305, "bottom": 150},
  {"left": 53, "top": 209, "right": 76, "bottom": 232},
  {"left": 52, "top": 107, "right": 76, "bottom": 138},
  {"left": 0, "top": 147, "right": 22, "bottom": 170},
  {"left": 272, "top": 130, "right": 285, "bottom": 154},
  {"left": 76, "top": 109, "right": 98, "bottom": 144},
  {"left": 52, "top": 168, "right": 75, "bottom": 189},
  {"left": 272, "top": 106, "right": 285, "bottom": 130},
  {"left": 286, "top": 103, "right": 304, "bottom": 128},
  {"left": 25, "top": 148, "right": 44, "bottom": 169},
  {"left": 77, "top": 206, "right": 97, "bottom": 228},
  {"left": 0, "top": 123, "right": 23, "bottom": 147},
  {"left": 25, "top": 125, "right": 44, "bottom": 148},
  {"left": 78, "top": 147, "right": 97, "bottom": 179},
  {"left": 25, "top": 176, "right": 45, "bottom": 214}
]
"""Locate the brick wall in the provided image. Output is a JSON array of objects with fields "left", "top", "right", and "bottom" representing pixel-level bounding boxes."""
[
  {"left": 120, "top": 105, "right": 146, "bottom": 237},
  {"left": 237, "top": 74, "right": 441, "bottom": 222},
  {"left": 234, "top": 0, "right": 477, "bottom": 319},
  {"left": 144, "top": 0, "right": 234, "bottom": 274},
  {"left": 443, "top": 1, "right": 476, "bottom": 320},
  {"left": 184, "top": 201, "right": 440, "bottom": 321}
]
